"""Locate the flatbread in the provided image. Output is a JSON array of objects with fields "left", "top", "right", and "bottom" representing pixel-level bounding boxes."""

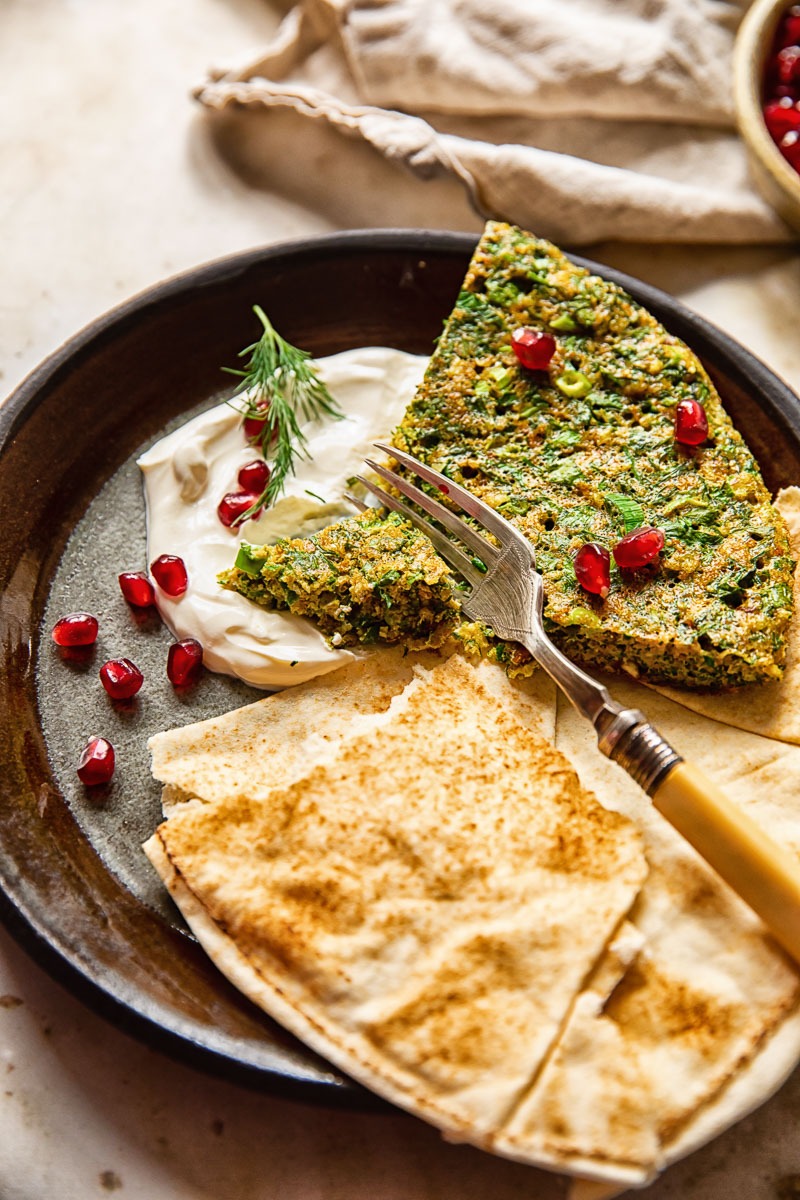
[
  {"left": 503, "top": 676, "right": 800, "bottom": 1190},
  {"left": 150, "top": 646, "right": 558, "bottom": 817},
  {"left": 143, "top": 624, "right": 800, "bottom": 1191},
  {"left": 649, "top": 486, "right": 800, "bottom": 744},
  {"left": 150, "top": 646, "right": 434, "bottom": 815},
  {"left": 145, "top": 653, "right": 646, "bottom": 1157}
]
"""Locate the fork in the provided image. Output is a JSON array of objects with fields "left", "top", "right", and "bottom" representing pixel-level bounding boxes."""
[{"left": 351, "top": 441, "right": 800, "bottom": 966}]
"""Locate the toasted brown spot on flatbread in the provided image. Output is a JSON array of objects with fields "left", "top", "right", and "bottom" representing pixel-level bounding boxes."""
[{"left": 604, "top": 958, "right": 737, "bottom": 1053}]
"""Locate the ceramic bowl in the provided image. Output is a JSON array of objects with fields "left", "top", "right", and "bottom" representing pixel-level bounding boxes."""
[{"left": 734, "top": 0, "right": 800, "bottom": 232}]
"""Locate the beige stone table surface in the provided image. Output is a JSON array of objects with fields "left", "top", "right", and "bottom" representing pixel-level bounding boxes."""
[{"left": 4, "top": 2, "right": 800, "bottom": 1198}]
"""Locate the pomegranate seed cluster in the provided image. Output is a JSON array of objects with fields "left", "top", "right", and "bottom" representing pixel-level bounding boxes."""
[
  {"left": 763, "top": 7, "right": 800, "bottom": 171},
  {"left": 574, "top": 527, "right": 666, "bottom": 600},
  {"left": 52, "top": 552, "right": 204, "bottom": 786},
  {"left": 217, "top": 459, "right": 269, "bottom": 529}
]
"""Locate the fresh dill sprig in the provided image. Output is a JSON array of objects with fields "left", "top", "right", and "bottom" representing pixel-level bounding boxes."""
[{"left": 223, "top": 306, "right": 344, "bottom": 515}]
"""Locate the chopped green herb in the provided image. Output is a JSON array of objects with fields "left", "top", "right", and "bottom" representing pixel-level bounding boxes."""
[
  {"left": 548, "top": 461, "right": 583, "bottom": 486},
  {"left": 234, "top": 543, "right": 264, "bottom": 577},
  {"left": 604, "top": 492, "right": 644, "bottom": 534}
]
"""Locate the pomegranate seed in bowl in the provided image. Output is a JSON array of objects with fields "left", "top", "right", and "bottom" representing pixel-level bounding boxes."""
[
  {"left": 763, "top": 98, "right": 800, "bottom": 140},
  {"left": 77, "top": 736, "right": 115, "bottom": 785},
  {"left": 237, "top": 459, "right": 270, "bottom": 493},
  {"left": 100, "top": 658, "right": 144, "bottom": 700},
  {"left": 761, "top": 9, "right": 800, "bottom": 172},
  {"left": 778, "top": 7, "right": 800, "bottom": 46},
  {"left": 511, "top": 327, "right": 556, "bottom": 371},
  {"left": 167, "top": 638, "right": 204, "bottom": 687},
  {"left": 151, "top": 554, "right": 188, "bottom": 596},
  {"left": 118, "top": 571, "right": 155, "bottom": 607},
  {"left": 217, "top": 491, "right": 262, "bottom": 529},
  {"left": 52, "top": 612, "right": 98, "bottom": 646},
  {"left": 574, "top": 543, "right": 611, "bottom": 598},
  {"left": 674, "top": 398, "right": 708, "bottom": 446},
  {"left": 613, "top": 527, "right": 665, "bottom": 570},
  {"left": 778, "top": 45, "right": 800, "bottom": 85},
  {"left": 780, "top": 128, "right": 800, "bottom": 170}
]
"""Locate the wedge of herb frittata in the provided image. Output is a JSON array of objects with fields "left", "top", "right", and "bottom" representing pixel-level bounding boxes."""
[
  {"left": 220, "top": 507, "right": 460, "bottom": 649},
  {"left": 223, "top": 222, "right": 794, "bottom": 688},
  {"left": 391, "top": 222, "right": 793, "bottom": 687}
]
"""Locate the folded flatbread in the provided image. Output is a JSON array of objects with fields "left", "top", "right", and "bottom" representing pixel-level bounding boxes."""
[
  {"left": 144, "top": 647, "right": 800, "bottom": 1192},
  {"left": 506, "top": 677, "right": 800, "bottom": 1195},
  {"left": 144, "top": 653, "right": 646, "bottom": 1153}
]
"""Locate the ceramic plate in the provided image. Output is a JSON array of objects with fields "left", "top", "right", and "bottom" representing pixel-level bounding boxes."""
[{"left": 2, "top": 230, "right": 799, "bottom": 1103}]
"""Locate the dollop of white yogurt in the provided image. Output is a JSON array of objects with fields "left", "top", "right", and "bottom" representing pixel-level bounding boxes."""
[{"left": 138, "top": 347, "right": 427, "bottom": 689}]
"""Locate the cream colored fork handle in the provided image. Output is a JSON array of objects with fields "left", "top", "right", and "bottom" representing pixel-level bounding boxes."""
[{"left": 653, "top": 761, "right": 800, "bottom": 965}]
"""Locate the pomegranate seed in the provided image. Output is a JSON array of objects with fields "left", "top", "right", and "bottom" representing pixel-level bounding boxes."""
[
  {"left": 780, "top": 128, "right": 800, "bottom": 170},
  {"left": 674, "top": 397, "right": 709, "bottom": 446},
  {"left": 100, "top": 658, "right": 144, "bottom": 699},
  {"left": 764, "top": 98, "right": 800, "bottom": 139},
  {"left": 574, "top": 543, "right": 611, "bottom": 598},
  {"left": 52, "top": 613, "right": 98, "bottom": 646},
  {"left": 118, "top": 571, "right": 155, "bottom": 607},
  {"left": 77, "top": 736, "right": 115, "bottom": 786},
  {"left": 243, "top": 402, "right": 270, "bottom": 442},
  {"left": 167, "top": 638, "right": 204, "bottom": 687},
  {"left": 779, "top": 46, "right": 800, "bottom": 84},
  {"left": 777, "top": 9, "right": 800, "bottom": 47},
  {"left": 151, "top": 554, "right": 188, "bottom": 596},
  {"left": 217, "top": 491, "right": 262, "bottom": 528},
  {"left": 511, "top": 327, "right": 556, "bottom": 371},
  {"left": 237, "top": 459, "right": 270, "bottom": 493},
  {"left": 613, "top": 527, "right": 665, "bottom": 570}
]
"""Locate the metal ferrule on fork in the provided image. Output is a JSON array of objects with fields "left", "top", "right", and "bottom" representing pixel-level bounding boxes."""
[{"left": 593, "top": 705, "right": 682, "bottom": 796}]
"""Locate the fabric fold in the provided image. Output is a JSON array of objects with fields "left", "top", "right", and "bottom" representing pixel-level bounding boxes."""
[{"left": 195, "top": 0, "right": 792, "bottom": 244}]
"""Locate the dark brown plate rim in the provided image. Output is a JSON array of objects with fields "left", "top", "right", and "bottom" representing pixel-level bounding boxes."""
[{"left": 2, "top": 228, "right": 800, "bottom": 1104}]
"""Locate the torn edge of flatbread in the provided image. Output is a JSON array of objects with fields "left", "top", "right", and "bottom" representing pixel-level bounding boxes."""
[{"left": 151, "top": 646, "right": 558, "bottom": 817}]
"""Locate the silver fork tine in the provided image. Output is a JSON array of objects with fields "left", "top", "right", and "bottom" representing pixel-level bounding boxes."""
[
  {"left": 374, "top": 441, "right": 534, "bottom": 559},
  {"left": 354, "top": 474, "right": 485, "bottom": 587},
  {"left": 363, "top": 457, "right": 499, "bottom": 566},
  {"left": 344, "top": 489, "right": 368, "bottom": 512}
]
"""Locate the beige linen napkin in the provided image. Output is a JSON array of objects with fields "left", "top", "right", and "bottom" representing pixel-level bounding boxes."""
[{"left": 195, "top": 0, "right": 792, "bottom": 244}]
